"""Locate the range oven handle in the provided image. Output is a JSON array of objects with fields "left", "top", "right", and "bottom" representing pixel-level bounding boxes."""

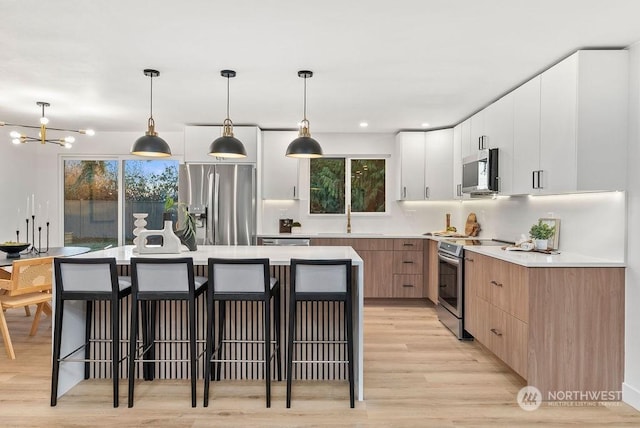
[{"left": 437, "top": 252, "right": 460, "bottom": 266}]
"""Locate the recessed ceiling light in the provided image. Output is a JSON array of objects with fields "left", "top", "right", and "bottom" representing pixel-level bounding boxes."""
[
  {"left": 359, "top": 122, "right": 368, "bottom": 128},
  {"left": 421, "top": 122, "right": 430, "bottom": 128}
]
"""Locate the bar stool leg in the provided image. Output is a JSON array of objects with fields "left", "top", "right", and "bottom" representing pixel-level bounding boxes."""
[
  {"left": 84, "top": 300, "right": 92, "bottom": 380},
  {"left": 215, "top": 302, "right": 226, "bottom": 381},
  {"left": 127, "top": 295, "right": 139, "bottom": 408},
  {"left": 50, "top": 299, "right": 64, "bottom": 406},
  {"left": 264, "top": 297, "right": 271, "bottom": 408},
  {"left": 203, "top": 290, "right": 215, "bottom": 407},
  {"left": 111, "top": 297, "right": 120, "bottom": 408},
  {"left": 286, "top": 298, "right": 296, "bottom": 408},
  {"left": 345, "top": 296, "right": 355, "bottom": 408},
  {"left": 189, "top": 297, "right": 197, "bottom": 407},
  {"left": 274, "top": 288, "right": 282, "bottom": 381}
]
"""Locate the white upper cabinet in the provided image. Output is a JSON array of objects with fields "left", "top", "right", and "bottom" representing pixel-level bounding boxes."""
[
  {"left": 396, "top": 132, "right": 426, "bottom": 200},
  {"left": 460, "top": 118, "right": 472, "bottom": 159},
  {"left": 512, "top": 76, "right": 542, "bottom": 195},
  {"left": 469, "top": 110, "right": 486, "bottom": 154},
  {"left": 424, "top": 129, "right": 454, "bottom": 200},
  {"left": 184, "top": 125, "right": 258, "bottom": 163},
  {"left": 452, "top": 124, "right": 463, "bottom": 198},
  {"left": 261, "top": 131, "right": 300, "bottom": 200},
  {"left": 396, "top": 130, "right": 453, "bottom": 201},
  {"left": 538, "top": 50, "right": 628, "bottom": 194},
  {"left": 483, "top": 93, "right": 514, "bottom": 194}
]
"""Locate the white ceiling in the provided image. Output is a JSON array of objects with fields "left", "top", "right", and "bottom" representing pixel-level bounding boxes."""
[{"left": 2, "top": 0, "right": 640, "bottom": 136}]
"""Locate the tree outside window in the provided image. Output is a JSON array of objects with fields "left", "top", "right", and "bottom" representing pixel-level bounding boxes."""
[{"left": 309, "top": 157, "right": 386, "bottom": 214}]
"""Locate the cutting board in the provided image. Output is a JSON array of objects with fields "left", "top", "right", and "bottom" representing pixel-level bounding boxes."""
[{"left": 465, "top": 212, "right": 481, "bottom": 237}]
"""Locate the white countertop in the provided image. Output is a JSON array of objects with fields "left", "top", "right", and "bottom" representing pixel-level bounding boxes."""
[
  {"left": 464, "top": 245, "right": 625, "bottom": 268},
  {"left": 258, "top": 233, "right": 432, "bottom": 239},
  {"left": 74, "top": 245, "right": 363, "bottom": 265}
]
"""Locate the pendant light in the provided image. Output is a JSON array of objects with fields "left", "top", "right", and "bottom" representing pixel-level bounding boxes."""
[
  {"left": 286, "top": 70, "right": 323, "bottom": 158},
  {"left": 209, "top": 70, "right": 247, "bottom": 158},
  {"left": 131, "top": 69, "right": 171, "bottom": 157}
]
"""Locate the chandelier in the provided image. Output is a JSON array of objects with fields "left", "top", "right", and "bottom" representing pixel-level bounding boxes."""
[{"left": 1, "top": 101, "right": 95, "bottom": 148}]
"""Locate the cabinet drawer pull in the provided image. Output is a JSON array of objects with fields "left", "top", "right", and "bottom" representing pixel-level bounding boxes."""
[
  {"left": 402, "top": 284, "right": 414, "bottom": 288},
  {"left": 403, "top": 243, "right": 414, "bottom": 247},
  {"left": 464, "top": 257, "right": 474, "bottom": 262},
  {"left": 490, "top": 280, "right": 503, "bottom": 287},
  {"left": 490, "top": 328, "right": 503, "bottom": 337},
  {"left": 402, "top": 261, "right": 414, "bottom": 264}
]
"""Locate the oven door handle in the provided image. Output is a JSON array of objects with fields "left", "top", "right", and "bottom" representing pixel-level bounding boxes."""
[{"left": 438, "top": 253, "right": 460, "bottom": 266}]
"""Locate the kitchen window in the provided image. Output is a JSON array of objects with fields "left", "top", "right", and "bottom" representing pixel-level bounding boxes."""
[
  {"left": 309, "top": 157, "right": 386, "bottom": 214},
  {"left": 63, "top": 158, "right": 178, "bottom": 248}
]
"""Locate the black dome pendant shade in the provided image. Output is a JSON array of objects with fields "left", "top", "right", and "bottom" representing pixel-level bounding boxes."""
[
  {"left": 131, "top": 69, "right": 171, "bottom": 157},
  {"left": 286, "top": 70, "right": 323, "bottom": 158},
  {"left": 209, "top": 70, "right": 247, "bottom": 158}
]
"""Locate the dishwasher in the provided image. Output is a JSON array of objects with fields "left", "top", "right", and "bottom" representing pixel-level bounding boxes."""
[{"left": 261, "top": 237, "right": 310, "bottom": 246}]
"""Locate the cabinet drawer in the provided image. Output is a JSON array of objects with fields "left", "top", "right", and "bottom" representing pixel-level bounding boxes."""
[
  {"left": 393, "top": 239, "right": 423, "bottom": 252},
  {"left": 392, "top": 251, "right": 423, "bottom": 274},
  {"left": 487, "top": 304, "right": 528, "bottom": 379},
  {"left": 352, "top": 238, "right": 394, "bottom": 251},
  {"left": 392, "top": 275, "right": 424, "bottom": 297}
]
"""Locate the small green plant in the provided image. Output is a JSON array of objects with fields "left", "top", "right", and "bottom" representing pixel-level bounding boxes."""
[
  {"left": 529, "top": 221, "right": 555, "bottom": 240},
  {"left": 291, "top": 221, "right": 302, "bottom": 227}
]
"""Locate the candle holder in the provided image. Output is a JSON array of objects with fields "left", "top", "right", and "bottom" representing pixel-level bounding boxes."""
[{"left": 25, "top": 215, "right": 49, "bottom": 254}]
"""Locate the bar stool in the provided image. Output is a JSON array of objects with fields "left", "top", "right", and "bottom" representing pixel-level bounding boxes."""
[
  {"left": 286, "top": 259, "right": 354, "bottom": 408},
  {"left": 51, "top": 257, "right": 132, "bottom": 407},
  {"left": 128, "top": 257, "right": 207, "bottom": 408},
  {"left": 204, "top": 258, "right": 281, "bottom": 408}
]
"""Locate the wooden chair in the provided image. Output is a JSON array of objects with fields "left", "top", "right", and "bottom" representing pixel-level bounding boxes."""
[{"left": 0, "top": 256, "right": 54, "bottom": 359}]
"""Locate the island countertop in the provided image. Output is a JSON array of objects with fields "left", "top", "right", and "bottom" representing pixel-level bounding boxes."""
[{"left": 75, "top": 244, "right": 363, "bottom": 265}]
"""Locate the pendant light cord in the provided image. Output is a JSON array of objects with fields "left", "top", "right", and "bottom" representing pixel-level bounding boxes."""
[
  {"left": 303, "top": 75, "right": 307, "bottom": 121},
  {"left": 149, "top": 73, "right": 154, "bottom": 120},
  {"left": 226, "top": 75, "right": 231, "bottom": 120}
]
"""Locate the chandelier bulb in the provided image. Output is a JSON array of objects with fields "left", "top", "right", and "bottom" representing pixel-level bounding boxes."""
[
  {"left": 64, "top": 136, "right": 75, "bottom": 143},
  {"left": 40, "top": 116, "right": 49, "bottom": 125},
  {"left": 12, "top": 138, "right": 20, "bottom": 145},
  {"left": 10, "top": 131, "right": 21, "bottom": 138}
]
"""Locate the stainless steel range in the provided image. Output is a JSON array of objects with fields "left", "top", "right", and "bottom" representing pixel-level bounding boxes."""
[{"left": 436, "top": 239, "right": 507, "bottom": 339}]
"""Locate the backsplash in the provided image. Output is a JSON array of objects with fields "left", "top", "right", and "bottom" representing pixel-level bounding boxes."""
[{"left": 261, "top": 191, "right": 626, "bottom": 261}]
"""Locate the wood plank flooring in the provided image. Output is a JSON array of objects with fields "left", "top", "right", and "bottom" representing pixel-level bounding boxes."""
[{"left": 2, "top": 300, "right": 640, "bottom": 427}]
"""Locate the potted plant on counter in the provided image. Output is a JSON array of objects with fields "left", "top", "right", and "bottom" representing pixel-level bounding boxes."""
[
  {"left": 291, "top": 221, "right": 302, "bottom": 234},
  {"left": 529, "top": 220, "right": 555, "bottom": 250}
]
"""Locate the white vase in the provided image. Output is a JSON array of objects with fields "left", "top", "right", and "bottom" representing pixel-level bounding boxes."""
[
  {"left": 534, "top": 239, "right": 548, "bottom": 251},
  {"left": 291, "top": 226, "right": 302, "bottom": 234},
  {"left": 132, "top": 213, "right": 148, "bottom": 252},
  {"left": 136, "top": 220, "right": 182, "bottom": 254}
]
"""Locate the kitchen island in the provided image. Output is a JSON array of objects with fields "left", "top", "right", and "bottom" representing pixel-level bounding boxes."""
[{"left": 54, "top": 245, "right": 364, "bottom": 402}]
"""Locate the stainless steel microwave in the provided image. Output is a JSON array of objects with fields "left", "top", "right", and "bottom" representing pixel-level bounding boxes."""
[{"left": 462, "top": 148, "right": 499, "bottom": 194}]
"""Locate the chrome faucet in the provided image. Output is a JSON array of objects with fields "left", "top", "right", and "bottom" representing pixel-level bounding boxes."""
[{"left": 347, "top": 204, "right": 352, "bottom": 233}]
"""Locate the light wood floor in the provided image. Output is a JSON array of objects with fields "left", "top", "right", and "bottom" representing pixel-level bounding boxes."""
[{"left": 2, "top": 300, "right": 640, "bottom": 427}]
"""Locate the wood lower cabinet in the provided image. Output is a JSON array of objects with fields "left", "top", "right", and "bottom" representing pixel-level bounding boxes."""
[
  {"left": 310, "top": 237, "right": 427, "bottom": 298},
  {"left": 426, "top": 240, "right": 438, "bottom": 304},
  {"left": 464, "top": 251, "right": 624, "bottom": 399},
  {"left": 358, "top": 249, "right": 394, "bottom": 297}
]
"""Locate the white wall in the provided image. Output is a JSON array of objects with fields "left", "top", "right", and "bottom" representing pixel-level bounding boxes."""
[
  {"left": 1, "top": 142, "right": 39, "bottom": 244},
  {"left": 623, "top": 42, "right": 640, "bottom": 410}
]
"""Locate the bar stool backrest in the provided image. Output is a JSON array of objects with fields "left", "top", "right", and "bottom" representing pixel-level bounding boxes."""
[
  {"left": 209, "top": 258, "right": 270, "bottom": 293},
  {"left": 291, "top": 259, "right": 351, "bottom": 294},
  {"left": 131, "top": 257, "right": 194, "bottom": 293},
  {"left": 54, "top": 258, "right": 118, "bottom": 294}
]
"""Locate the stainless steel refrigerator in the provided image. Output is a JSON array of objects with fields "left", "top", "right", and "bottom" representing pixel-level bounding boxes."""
[{"left": 178, "top": 164, "right": 256, "bottom": 245}]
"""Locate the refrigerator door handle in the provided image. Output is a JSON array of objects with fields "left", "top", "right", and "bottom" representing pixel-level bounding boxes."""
[{"left": 213, "top": 171, "right": 220, "bottom": 245}]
